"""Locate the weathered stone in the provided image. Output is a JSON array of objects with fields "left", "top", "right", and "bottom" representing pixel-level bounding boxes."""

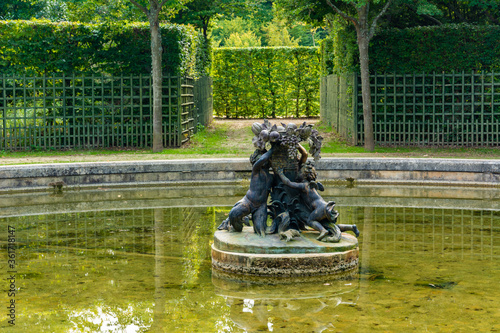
[
  {"left": 212, "top": 227, "right": 359, "bottom": 277},
  {"left": 214, "top": 227, "right": 357, "bottom": 254},
  {"left": 1, "top": 158, "right": 498, "bottom": 192}
]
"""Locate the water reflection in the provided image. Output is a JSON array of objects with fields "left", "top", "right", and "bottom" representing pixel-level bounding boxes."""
[
  {"left": 212, "top": 273, "right": 359, "bottom": 333},
  {"left": 0, "top": 186, "right": 499, "bottom": 332}
]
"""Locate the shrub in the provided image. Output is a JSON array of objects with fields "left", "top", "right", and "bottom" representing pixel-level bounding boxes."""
[{"left": 370, "top": 24, "right": 500, "bottom": 73}]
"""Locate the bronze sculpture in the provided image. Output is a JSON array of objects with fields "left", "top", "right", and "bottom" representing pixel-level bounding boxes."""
[
  {"left": 218, "top": 120, "right": 359, "bottom": 242},
  {"left": 217, "top": 146, "right": 275, "bottom": 236}
]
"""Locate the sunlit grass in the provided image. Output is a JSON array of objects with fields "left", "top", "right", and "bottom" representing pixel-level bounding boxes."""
[{"left": 2, "top": 119, "right": 500, "bottom": 161}]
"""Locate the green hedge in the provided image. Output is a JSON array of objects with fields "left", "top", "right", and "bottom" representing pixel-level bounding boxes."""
[
  {"left": 0, "top": 20, "right": 210, "bottom": 77},
  {"left": 212, "top": 47, "right": 320, "bottom": 118},
  {"left": 371, "top": 24, "right": 500, "bottom": 73},
  {"left": 322, "top": 23, "right": 500, "bottom": 74},
  {"left": 320, "top": 17, "right": 358, "bottom": 76}
]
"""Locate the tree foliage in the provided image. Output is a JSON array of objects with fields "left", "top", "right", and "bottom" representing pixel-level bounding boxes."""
[
  {"left": 263, "top": 19, "right": 300, "bottom": 46},
  {"left": 170, "top": 0, "right": 247, "bottom": 39},
  {"left": 66, "top": 0, "right": 144, "bottom": 23},
  {"left": 224, "top": 31, "right": 262, "bottom": 47},
  {"left": 382, "top": 0, "right": 500, "bottom": 28},
  {"left": 209, "top": 2, "right": 326, "bottom": 47},
  {"left": 0, "top": 0, "right": 68, "bottom": 21}
]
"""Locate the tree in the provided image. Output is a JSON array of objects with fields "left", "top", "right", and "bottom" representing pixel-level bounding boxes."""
[
  {"left": 323, "top": 0, "right": 394, "bottom": 151},
  {"left": 212, "top": 17, "right": 259, "bottom": 47},
  {"left": 224, "top": 31, "right": 262, "bottom": 47},
  {"left": 0, "top": 0, "right": 49, "bottom": 20},
  {"left": 129, "top": 0, "right": 185, "bottom": 152},
  {"left": 275, "top": 0, "right": 439, "bottom": 151},
  {"left": 382, "top": 0, "right": 500, "bottom": 29},
  {"left": 66, "top": 0, "right": 145, "bottom": 23},
  {"left": 171, "top": 0, "right": 247, "bottom": 41},
  {"left": 263, "top": 18, "right": 300, "bottom": 46}
]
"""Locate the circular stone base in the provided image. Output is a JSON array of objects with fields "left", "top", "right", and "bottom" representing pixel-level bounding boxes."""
[{"left": 211, "top": 226, "right": 359, "bottom": 277}]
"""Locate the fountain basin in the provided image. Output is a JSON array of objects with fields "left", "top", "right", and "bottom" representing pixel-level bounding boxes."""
[{"left": 1, "top": 158, "right": 498, "bottom": 192}]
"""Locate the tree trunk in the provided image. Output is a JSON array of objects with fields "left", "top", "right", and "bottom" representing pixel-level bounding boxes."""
[
  {"left": 202, "top": 17, "right": 209, "bottom": 41},
  {"left": 151, "top": 208, "right": 166, "bottom": 330},
  {"left": 150, "top": 17, "right": 163, "bottom": 152},
  {"left": 128, "top": 0, "right": 164, "bottom": 151},
  {"left": 355, "top": 14, "right": 375, "bottom": 151}
]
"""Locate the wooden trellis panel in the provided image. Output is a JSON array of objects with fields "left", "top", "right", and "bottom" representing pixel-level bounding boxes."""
[
  {"left": 0, "top": 74, "right": 206, "bottom": 150},
  {"left": 355, "top": 72, "right": 500, "bottom": 146}
]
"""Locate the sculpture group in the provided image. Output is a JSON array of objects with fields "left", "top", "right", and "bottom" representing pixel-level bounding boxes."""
[{"left": 218, "top": 120, "right": 359, "bottom": 242}]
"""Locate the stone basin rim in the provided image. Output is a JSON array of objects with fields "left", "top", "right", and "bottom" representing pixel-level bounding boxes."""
[{"left": 1, "top": 157, "right": 499, "bottom": 192}]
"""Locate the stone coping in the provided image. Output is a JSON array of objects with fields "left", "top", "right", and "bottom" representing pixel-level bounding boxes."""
[
  {"left": 0, "top": 157, "right": 499, "bottom": 191},
  {"left": 1, "top": 184, "right": 499, "bottom": 218},
  {"left": 214, "top": 227, "right": 358, "bottom": 254}
]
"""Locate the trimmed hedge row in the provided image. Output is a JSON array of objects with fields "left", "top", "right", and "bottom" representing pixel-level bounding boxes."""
[
  {"left": 322, "top": 23, "right": 500, "bottom": 74},
  {"left": 0, "top": 20, "right": 210, "bottom": 77},
  {"left": 371, "top": 24, "right": 500, "bottom": 73},
  {"left": 212, "top": 47, "right": 320, "bottom": 118}
]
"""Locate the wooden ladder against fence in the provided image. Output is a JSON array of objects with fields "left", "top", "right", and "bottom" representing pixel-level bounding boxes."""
[{"left": 0, "top": 74, "right": 212, "bottom": 151}]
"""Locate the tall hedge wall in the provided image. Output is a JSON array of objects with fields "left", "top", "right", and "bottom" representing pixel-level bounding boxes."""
[
  {"left": 320, "top": 17, "right": 358, "bottom": 76},
  {"left": 0, "top": 20, "right": 210, "bottom": 77},
  {"left": 371, "top": 24, "right": 500, "bottom": 73},
  {"left": 212, "top": 47, "right": 320, "bottom": 118},
  {"left": 322, "top": 23, "right": 500, "bottom": 74}
]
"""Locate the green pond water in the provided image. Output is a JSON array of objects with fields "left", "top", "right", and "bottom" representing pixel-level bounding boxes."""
[{"left": 0, "top": 185, "right": 499, "bottom": 332}]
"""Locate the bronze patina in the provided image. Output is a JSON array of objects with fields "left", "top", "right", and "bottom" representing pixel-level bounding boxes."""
[{"left": 218, "top": 120, "right": 359, "bottom": 242}]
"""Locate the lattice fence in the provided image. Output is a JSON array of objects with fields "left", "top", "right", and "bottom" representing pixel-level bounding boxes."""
[
  {"left": 0, "top": 75, "right": 210, "bottom": 150},
  {"left": 321, "top": 72, "right": 500, "bottom": 146}
]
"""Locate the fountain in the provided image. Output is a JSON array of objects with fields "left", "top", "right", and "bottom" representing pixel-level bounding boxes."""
[
  {"left": 2, "top": 120, "right": 500, "bottom": 331},
  {"left": 1, "top": 178, "right": 499, "bottom": 331},
  {"left": 211, "top": 120, "right": 360, "bottom": 278}
]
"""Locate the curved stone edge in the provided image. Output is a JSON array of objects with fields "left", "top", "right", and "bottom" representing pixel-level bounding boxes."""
[
  {"left": 211, "top": 244, "right": 359, "bottom": 277},
  {"left": 1, "top": 157, "right": 498, "bottom": 192},
  {"left": 213, "top": 229, "right": 358, "bottom": 255},
  {"left": 212, "top": 267, "right": 359, "bottom": 289}
]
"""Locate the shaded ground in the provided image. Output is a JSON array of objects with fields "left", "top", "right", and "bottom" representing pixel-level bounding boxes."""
[{"left": 1, "top": 117, "right": 500, "bottom": 165}]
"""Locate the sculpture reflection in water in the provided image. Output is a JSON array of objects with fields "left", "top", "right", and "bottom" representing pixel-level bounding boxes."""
[
  {"left": 213, "top": 272, "right": 359, "bottom": 332},
  {"left": 218, "top": 120, "right": 359, "bottom": 242}
]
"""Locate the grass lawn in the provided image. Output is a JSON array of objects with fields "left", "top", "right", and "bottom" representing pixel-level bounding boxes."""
[{"left": 1, "top": 118, "right": 500, "bottom": 165}]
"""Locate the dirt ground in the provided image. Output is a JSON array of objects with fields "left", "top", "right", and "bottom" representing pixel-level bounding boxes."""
[{"left": 211, "top": 117, "right": 325, "bottom": 154}]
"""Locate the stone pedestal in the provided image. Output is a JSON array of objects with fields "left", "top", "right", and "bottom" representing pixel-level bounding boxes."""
[{"left": 211, "top": 226, "right": 359, "bottom": 277}]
